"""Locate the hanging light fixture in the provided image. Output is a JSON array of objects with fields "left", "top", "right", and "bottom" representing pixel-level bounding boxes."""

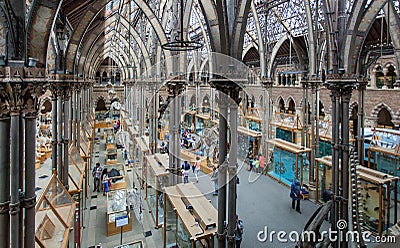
[{"left": 161, "top": 0, "right": 203, "bottom": 51}]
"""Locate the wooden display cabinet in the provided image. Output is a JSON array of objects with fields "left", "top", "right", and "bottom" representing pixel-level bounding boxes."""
[
  {"left": 106, "top": 147, "right": 118, "bottom": 165},
  {"left": 106, "top": 189, "right": 133, "bottom": 236},
  {"left": 105, "top": 163, "right": 127, "bottom": 191}
]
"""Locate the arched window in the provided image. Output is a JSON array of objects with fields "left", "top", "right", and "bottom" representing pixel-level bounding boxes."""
[
  {"left": 386, "top": 65, "right": 396, "bottom": 89},
  {"left": 95, "top": 98, "right": 107, "bottom": 111},
  {"left": 377, "top": 108, "right": 394, "bottom": 128},
  {"left": 287, "top": 99, "right": 295, "bottom": 114},
  {"left": 375, "top": 66, "right": 384, "bottom": 89},
  {"left": 278, "top": 98, "right": 285, "bottom": 113},
  {"left": 319, "top": 101, "right": 325, "bottom": 119}
]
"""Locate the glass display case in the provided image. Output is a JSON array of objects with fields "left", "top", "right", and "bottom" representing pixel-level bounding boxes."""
[
  {"left": 314, "top": 156, "right": 341, "bottom": 202},
  {"left": 357, "top": 166, "right": 398, "bottom": 236},
  {"left": 105, "top": 163, "right": 127, "bottom": 191},
  {"left": 164, "top": 183, "right": 217, "bottom": 248},
  {"left": 267, "top": 139, "right": 311, "bottom": 187},
  {"left": 35, "top": 174, "right": 76, "bottom": 248},
  {"left": 106, "top": 189, "right": 132, "bottom": 236},
  {"left": 271, "top": 112, "right": 303, "bottom": 144},
  {"left": 114, "top": 240, "right": 144, "bottom": 248},
  {"left": 237, "top": 126, "right": 261, "bottom": 162},
  {"left": 133, "top": 136, "right": 150, "bottom": 187},
  {"left": 145, "top": 155, "right": 169, "bottom": 228},
  {"left": 106, "top": 147, "right": 118, "bottom": 165},
  {"left": 68, "top": 145, "right": 86, "bottom": 196}
]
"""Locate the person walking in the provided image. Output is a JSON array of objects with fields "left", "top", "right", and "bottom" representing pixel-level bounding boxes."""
[
  {"left": 92, "top": 162, "right": 103, "bottom": 192},
  {"left": 290, "top": 179, "right": 302, "bottom": 213},
  {"left": 211, "top": 167, "right": 219, "bottom": 195},
  {"left": 181, "top": 161, "right": 191, "bottom": 184},
  {"left": 235, "top": 214, "right": 244, "bottom": 248},
  {"left": 102, "top": 168, "right": 110, "bottom": 196},
  {"left": 194, "top": 157, "right": 201, "bottom": 183}
]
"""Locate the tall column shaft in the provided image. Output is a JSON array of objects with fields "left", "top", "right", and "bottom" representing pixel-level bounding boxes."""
[
  {"left": 310, "top": 84, "right": 316, "bottom": 181},
  {"left": 51, "top": 96, "right": 58, "bottom": 171},
  {"left": 57, "top": 95, "right": 63, "bottom": 180},
  {"left": 10, "top": 112, "right": 20, "bottom": 248},
  {"left": 227, "top": 104, "right": 238, "bottom": 247},
  {"left": 24, "top": 115, "right": 37, "bottom": 248},
  {"left": 331, "top": 91, "right": 340, "bottom": 248},
  {"left": 168, "top": 94, "right": 176, "bottom": 185},
  {"left": 357, "top": 83, "right": 366, "bottom": 165},
  {"left": 217, "top": 92, "right": 228, "bottom": 248},
  {"left": 340, "top": 92, "right": 351, "bottom": 248},
  {"left": 77, "top": 90, "right": 81, "bottom": 150},
  {"left": 0, "top": 117, "right": 10, "bottom": 246},
  {"left": 174, "top": 95, "right": 181, "bottom": 183},
  {"left": 72, "top": 90, "right": 77, "bottom": 147},
  {"left": 18, "top": 115, "right": 24, "bottom": 248},
  {"left": 63, "top": 95, "right": 70, "bottom": 188}
]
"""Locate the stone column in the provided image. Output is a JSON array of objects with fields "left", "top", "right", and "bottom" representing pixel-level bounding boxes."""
[
  {"left": 357, "top": 80, "right": 367, "bottom": 165},
  {"left": 57, "top": 88, "right": 63, "bottom": 181},
  {"left": 24, "top": 111, "right": 38, "bottom": 248},
  {"left": 9, "top": 107, "right": 21, "bottom": 248},
  {"left": 0, "top": 114, "right": 10, "bottom": 246},
  {"left": 51, "top": 88, "right": 58, "bottom": 172},
  {"left": 77, "top": 87, "right": 81, "bottom": 151},
  {"left": 217, "top": 91, "right": 228, "bottom": 248},
  {"left": 63, "top": 88, "right": 70, "bottom": 188},
  {"left": 227, "top": 90, "right": 240, "bottom": 248}
]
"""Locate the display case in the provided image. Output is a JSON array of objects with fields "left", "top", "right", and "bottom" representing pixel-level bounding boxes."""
[
  {"left": 314, "top": 156, "right": 343, "bottom": 202},
  {"left": 104, "top": 163, "right": 127, "bottom": 190},
  {"left": 164, "top": 183, "right": 217, "bottom": 248},
  {"left": 145, "top": 155, "right": 169, "bottom": 228},
  {"left": 357, "top": 166, "right": 398, "bottom": 235},
  {"left": 367, "top": 128, "right": 400, "bottom": 195},
  {"left": 106, "top": 189, "right": 133, "bottom": 236},
  {"left": 237, "top": 126, "right": 262, "bottom": 161},
  {"left": 68, "top": 146, "right": 86, "bottom": 195},
  {"left": 35, "top": 174, "right": 76, "bottom": 248},
  {"left": 114, "top": 240, "right": 144, "bottom": 248},
  {"left": 271, "top": 112, "right": 303, "bottom": 144},
  {"left": 106, "top": 147, "right": 119, "bottom": 165},
  {"left": 133, "top": 136, "right": 150, "bottom": 187},
  {"left": 267, "top": 139, "right": 311, "bottom": 187},
  {"left": 313, "top": 158, "right": 398, "bottom": 235}
]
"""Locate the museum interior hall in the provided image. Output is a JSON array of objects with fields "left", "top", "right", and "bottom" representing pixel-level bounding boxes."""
[{"left": 1, "top": 0, "right": 400, "bottom": 247}]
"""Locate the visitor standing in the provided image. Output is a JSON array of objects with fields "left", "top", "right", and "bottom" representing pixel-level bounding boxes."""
[
  {"left": 92, "top": 162, "right": 103, "bottom": 192},
  {"left": 290, "top": 179, "right": 302, "bottom": 213},
  {"left": 102, "top": 168, "right": 110, "bottom": 196},
  {"left": 194, "top": 157, "right": 201, "bottom": 183},
  {"left": 181, "top": 161, "right": 191, "bottom": 184},
  {"left": 235, "top": 214, "right": 244, "bottom": 248},
  {"left": 211, "top": 167, "right": 219, "bottom": 195}
]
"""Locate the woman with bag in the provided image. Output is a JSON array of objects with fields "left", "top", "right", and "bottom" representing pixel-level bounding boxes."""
[{"left": 102, "top": 168, "right": 110, "bottom": 196}]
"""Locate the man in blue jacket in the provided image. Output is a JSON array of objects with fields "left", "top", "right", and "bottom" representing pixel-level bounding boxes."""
[{"left": 290, "top": 179, "right": 302, "bottom": 213}]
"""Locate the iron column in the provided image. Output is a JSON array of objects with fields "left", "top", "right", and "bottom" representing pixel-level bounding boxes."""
[
  {"left": 51, "top": 90, "right": 58, "bottom": 171},
  {"left": 9, "top": 110, "right": 21, "bottom": 248},
  {"left": 227, "top": 92, "right": 239, "bottom": 247},
  {"left": 57, "top": 89, "right": 63, "bottom": 181},
  {"left": 0, "top": 116, "right": 10, "bottom": 246},
  {"left": 63, "top": 90, "right": 70, "bottom": 188},
  {"left": 24, "top": 113, "right": 37, "bottom": 248},
  {"left": 217, "top": 91, "right": 228, "bottom": 248}
]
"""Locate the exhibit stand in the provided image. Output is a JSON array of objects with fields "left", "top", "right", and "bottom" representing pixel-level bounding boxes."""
[
  {"left": 145, "top": 154, "right": 169, "bottom": 228},
  {"left": 266, "top": 138, "right": 311, "bottom": 187},
  {"left": 163, "top": 183, "right": 218, "bottom": 248},
  {"left": 35, "top": 174, "right": 76, "bottom": 248},
  {"left": 106, "top": 189, "right": 133, "bottom": 236}
]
